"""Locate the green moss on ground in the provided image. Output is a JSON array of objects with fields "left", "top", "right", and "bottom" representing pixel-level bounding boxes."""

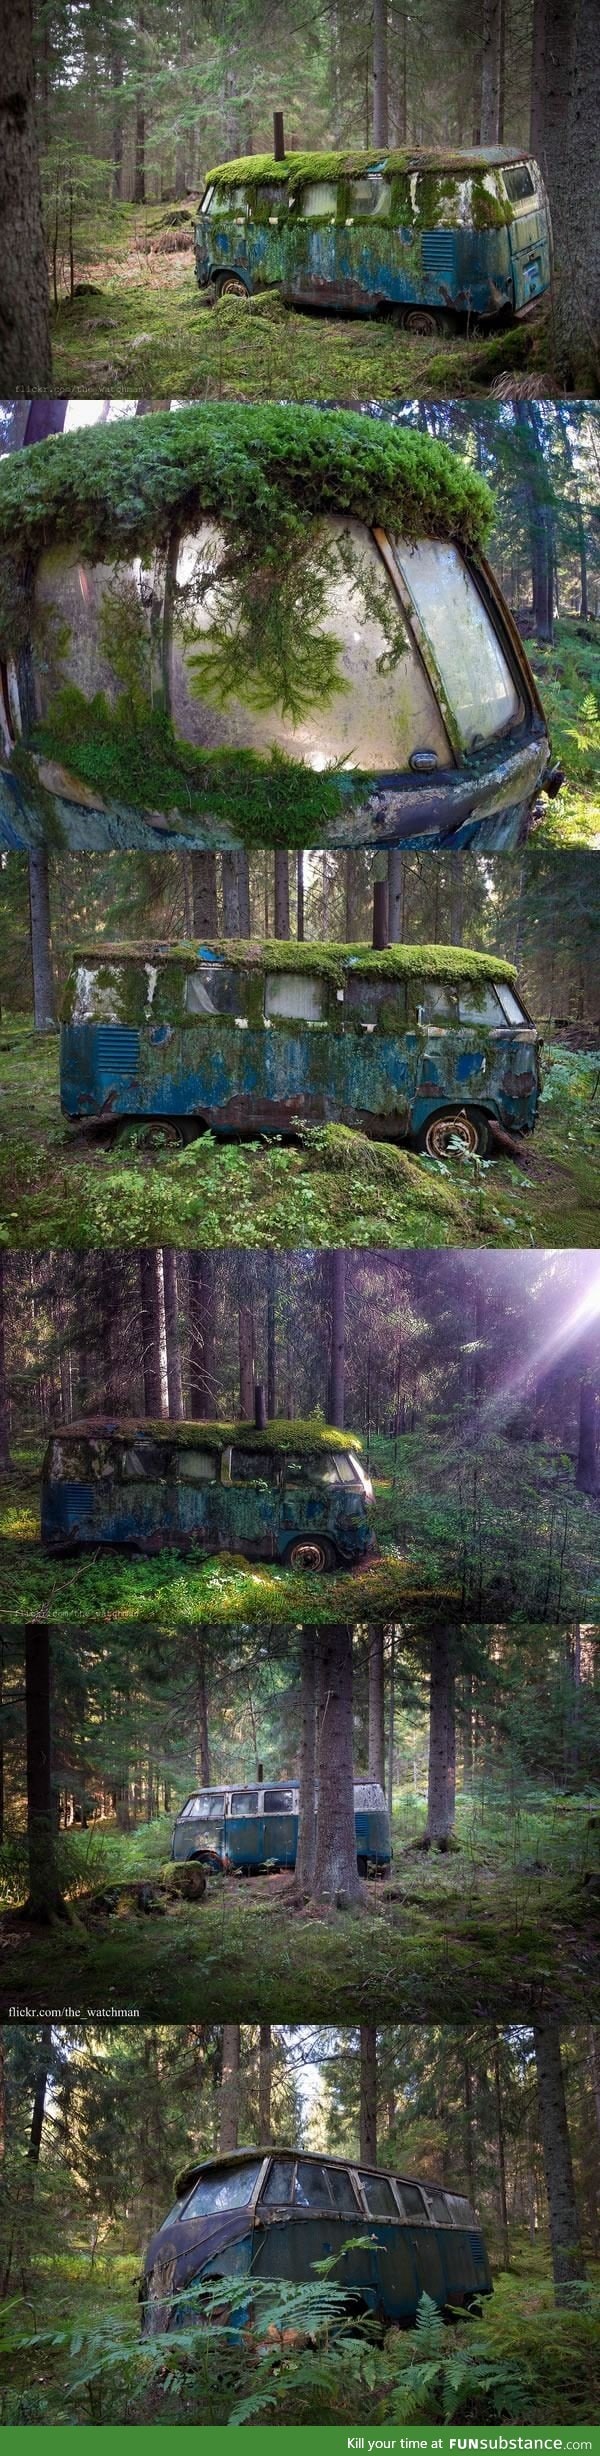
[{"left": 0, "top": 1027, "right": 596, "bottom": 1251}]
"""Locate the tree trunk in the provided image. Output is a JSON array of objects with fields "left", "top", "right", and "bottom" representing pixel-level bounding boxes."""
[
  {"left": 0, "top": 1259, "right": 9, "bottom": 1472},
  {"left": 238, "top": 1270, "right": 255, "bottom": 1416},
  {"left": 296, "top": 852, "right": 305, "bottom": 940},
  {"left": 24, "top": 1628, "right": 67, "bottom": 1921},
  {"left": 28, "top": 856, "right": 56, "bottom": 1029},
  {"left": 222, "top": 852, "right": 240, "bottom": 935},
  {"left": 110, "top": 47, "right": 124, "bottom": 201},
  {"left": 162, "top": 1250, "right": 184, "bottom": 1419},
  {"left": 372, "top": 0, "right": 389, "bottom": 144},
  {"left": 189, "top": 1253, "right": 216, "bottom": 1416},
  {"left": 266, "top": 1252, "right": 276, "bottom": 1418},
  {"left": 0, "top": 0, "right": 52, "bottom": 387},
  {"left": 27, "top": 2024, "right": 53, "bottom": 2161},
  {"left": 219, "top": 2025, "right": 240, "bottom": 2150},
  {"left": 274, "top": 852, "right": 290, "bottom": 939},
  {"left": 480, "top": 0, "right": 505, "bottom": 141},
  {"left": 537, "top": 0, "right": 600, "bottom": 387},
  {"left": 133, "top": 6, "right": 146, "bottom": 204},
  {"left": 463, "top": 2052, "right": 475, "bottom": 2200},
  {"left": 140, "top": 1251, "right": 168, "bottom": 1416},
  {"left": 345, "top": 850, "right": 363, "bottom": 941},
  {"left": 258, "top": 2025, "right": 272, "bottom": 2143},
  {"left": 294, "top": 1626, "right": 317, "bottom": 1893},
  {"left": 360, "top": 2025, "right": 378, "bottom": 2163},
  {"left": 195, "top": 1632, "right": 210, "bottom": 1782},
  {"left": 493, "top": 2032, "right": 511, "bottom": 2268},
  {"left": 236, "top": 852, "right": 251, "bottom": 935},
  {"left": 368, "top": 1626, "right": 385, "bottom": 1787},
  {"left": 328, "top": 1251, "right": 346, "bottom": 1427},
  {"left": 311, "top": 1626, "right": 361, "bottom": 1903},
  {"left": 575, "top": 1378, "right": 597, "bottom": 1493},
  {"left": 387, "top": 1623, "right": 395, "bottom": 1816},
  {"left": 426, "top": 1625, "right": 456, "bottom": 1845},
  {"left": 533, "top": 2025, "right": 588, "bottom": 2303},
  {"left": 529, "top": 0, "right": 547, "bottom": 156},
  {"left": 191, "top": 852, "right": 219, "bottom": 934}
]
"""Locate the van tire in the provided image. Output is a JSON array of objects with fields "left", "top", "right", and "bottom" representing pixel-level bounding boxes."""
[
  {"left": 356, "top": 1854, "right": 369, "bottom": 1878},
  {"left": 403, "top": 306, "right": 439, "bottom": 336},
  {"left": 216, "top": 271, "right": 250, "bottom": 298},
  {"left": 282, "top": 1535, "right": 336, "bottom": 1574},
  {"left": 415, "top": 1106, "right": 490, "bottom": 1159}
]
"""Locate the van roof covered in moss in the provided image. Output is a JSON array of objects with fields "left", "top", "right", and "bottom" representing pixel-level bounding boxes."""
[
  {"left": 0, "top": 405, "right": 494, "bottom": 656},
  {"left": 48, "top": 1417, "right": 362, "bottom": 1455},
  {"left": 68, "top": 938, "right": 518, "bottom": 986},
  {"left": 206, "top": 146, "right": 531, "bottom": 188}
]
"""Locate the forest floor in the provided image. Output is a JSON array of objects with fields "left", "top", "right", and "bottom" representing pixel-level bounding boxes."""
[
  {"left": 2, "top": 1785, "right": 599, "bottom": 2020},
  {"left": 0, "top": 1036, "right": 597, "bottom": 1251},
  {"left": 0, "top": 1429, "right": 598, "bottom": 1623},
  {"left": 2, "top": 2240, "right": 599, "bottom": 2426},
  {"left": 50, "top": 205, "right": 559, "bottom": 405}
]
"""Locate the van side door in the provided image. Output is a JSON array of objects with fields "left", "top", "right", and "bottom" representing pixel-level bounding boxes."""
[
  {"left": 221, "top": 1444, "right": 278, "bottom": 1557},
  {"left": 262, "top": 1785, "right": 297, "bottom": 1869},
  {"left": 283, "top": 179, "right": 342, "bottom": 304}
]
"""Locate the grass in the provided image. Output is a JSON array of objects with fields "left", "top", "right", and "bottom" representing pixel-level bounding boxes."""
[
  {"left": 1, "top": 1424, "right": 598, "bottom": 1624},
  {"left": 0, "top": 1029, "right": 597, "bottom": 1250},
  {"left": 47, "top": 202, "right": 557, "bottom": 404},
  {"left": 2, "top": 1785, "right": 598, "bottom": 2019},
  {"left": 528, "top": 621, "right": 600, "bottom": 845}
]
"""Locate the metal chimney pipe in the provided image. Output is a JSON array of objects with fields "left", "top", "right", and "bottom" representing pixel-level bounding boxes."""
[{"left": 273, "top": 111, "right": 285, "bottom": 161}]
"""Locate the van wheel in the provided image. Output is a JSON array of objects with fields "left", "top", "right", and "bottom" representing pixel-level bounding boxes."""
[
  {"left": 415, "top": 1107, "right": 490, "bottom": 1159},
  {"left": 116, "top": 1118, "right": 188, "bottom": 1152},
  {"left": 356, "top": 1854, "right": 369, "bottom": 1879},
  {"left": 283, "top": 1536, "right": 336, "bottom": 1573},
  {"left": 216, "top": 272, "right": 249, "bottom": 298},
  {"left": 404, "top": 306, "right": 439, "bottom": 336}
]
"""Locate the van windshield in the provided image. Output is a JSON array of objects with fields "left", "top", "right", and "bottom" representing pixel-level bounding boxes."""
[
  {"left": 502, "top": 163, "right": 536, "bottom": 202},
  {"left": 393, "top": 542, "right": 522, "bottom": 747},
  {"left": 183, "top": 2160, "right": 263, "bottom": 2215},
  {"left": 181, "top": 1794, "right": 224, "bottom": 1820}
]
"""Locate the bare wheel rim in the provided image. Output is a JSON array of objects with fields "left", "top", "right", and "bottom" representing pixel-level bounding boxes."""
[
  {"left": 220, "top": 274, "right": 247, "bottom": 296},
  {"left": 405, "top": 308, "right": 437, "bottom": 335},
  {"left": 424, "top": 1112, "right": 480, "bottom": 1159},
  {"left": 290, "top": 1539, "right": 327, "bottom": 1572}
]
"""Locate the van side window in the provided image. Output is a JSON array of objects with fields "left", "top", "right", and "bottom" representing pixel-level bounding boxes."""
[
  {"left": 120, "top": 1442, "right": 168, "bottom": 1481},
  {"left": 177, "top": 1448, "right": 218, "bottom": 1483},
  {"left": 421, "top": 983, "right": 459, "bottom": 1023},
  {"left": 446, "top": 2192, "right": 474, "bottom": 2225},
  {"left": 294, "top": 2161, "right": 331, "bottom": 2207},
  {"left": 495, "top": 982, "right": 528, "bottom": 1026},
  {"left": 326, "top": 2165, "right": 359, "bottom": 2214},
  {"left": 48, "top": 1440, "right": 91, "bottom": 1481},
  {"left": 230, "top": 1446, "right": 275, "bottom": 1484},
  {"left": 264, "top": 973, "right": 327, "bottom": 1023},
  {"left": 251, "top": 184, "right": 285, "bottom": 218},
  {"left": 426, "top": 2188, "right": 451, "bottom": 2224},
  {"left": 185, "top": 965, "right": 239, "bottom": 1017},
  {"left": 359, "top": 2172, "right": 398, "bottom": 2218},
  {"left": 207, "top": 186, "right": 246, "bottom": 215},
  {"left": 261, "top": 2157, "right": 295, "bottom": 2205},
  {"left": 298, "top": 181, "right": 338, "bottom": 217},
  {"left": 230, "top": 1789, "right": 259, "bottom": 1815},
  {"left": 183, "top": 1793, "right": 224, "bottom": 1818},
  {"left": 503, "top": 164, "right": 535, "bottom": 201},
  {"left": 347, "top": 174, "right": 391, "bottom": 219},
  {"left": 283, "top": 1451, "right": 342, "bottom": 1486},
  {"left": 398, "top": 2183, "right": 427, "bottom": 2219},
  {"left": 457, "top": 984, "right": 504, "bottom": 1026},
  {"left": 263, "top": 1787, "right": 294, "bottom": 1811},
  {"left": 345, "top": 977, "right": 408, "bottom": 1028}
]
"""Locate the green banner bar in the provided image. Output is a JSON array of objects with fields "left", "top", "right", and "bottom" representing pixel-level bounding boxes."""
[{"left": 0, "top": 2431, "right": 599, "bottom": 2454}]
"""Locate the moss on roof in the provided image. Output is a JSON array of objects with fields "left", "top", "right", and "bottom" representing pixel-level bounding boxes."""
[
  {"left": 52, "top": 1417, "right": 362, "bottom": 1455},
  {"left": 68, "top": 938, "right": 518, "bottom": 986},
  {"left": 206, "top": 146, "right": 529, "bottom": 186},
  {"left": 0, "top": 402, "right": 494, "bottom": 664}
]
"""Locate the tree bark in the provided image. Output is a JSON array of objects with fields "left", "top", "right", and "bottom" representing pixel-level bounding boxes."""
[
  {"left": 0, "top": 1260, "right": 10, "bottom": 1473},
  {"left": 28, "top": 856, "right": 56, "bottom": 1030},
  {"left": 258, "top": 2025, "right": 272, "bottom": 2143},
  {"left": 133, "top": 5, "right": 146, "bottom": 204},
  {"left": 533, "top": 2024, "right": 588, "bottom": 2303},
  {"left": 27, "top": 2024, "right": 53, "bottom": 2161},
  {"left": 372, "top": 0, "right": 389, "bottom": 144},
  {"left": 24, "top": 1628, "right": 67, "bottom": 1921},
  {"left": 328, "top": 1251, "right": 346, "bottom": 1427},
  {"left": 493, "top": 2032, "right": 511, "bottom": 2268},
  {"left": 238, "top": 1268, "right": 255, "bottom": 1416},
  {"left": 195, "top": 1632, "right": 210, "bottom": 1782},
  {"left": 140, "top": 1251, "right": 168, "bottom": 1416},
  {"left": 368, "top": 1626, "right": 385, "bottom": 1787},
  {"left": 162, "top": 1250, "right": 184, "bottom": 1419},
  {"left": 387, "top": 849, "right": 404, "bottom": 943},
  {"left": 191, "top": 852, "right": 218, "bottom": 935},
  {"left": 221, "top": 852, "right": 240, "bottom": 935},
  {"left": 266, "top": 1252, "right": 276, "bottom": 1419},
  {"left": 294, "top": 1626, "right": 317, "bottom": 1893},
  {"left": 575, "top": 1378, "right": 597, "bottom": 1493},
  {"left": 110, "top": 46, "right": 124, "bottom": 202},
  {"left": 480, "top": 0, "right": 505, "bottom": 141},
  {"left": 274, "top": 852, "right": 290, "bottom": 939},
  {"left": 360, "top": 2025, "right": 378, "bottom": 2163},
  {"left": 0, "top": 0, "right": 52, "bottom": 388},
  {"left": 426, "top": 1625, "right": 456, "bottom": 1845},
  {"left": 345, "top": 850, "right": 363, "bottom": 941},
  {"left": 533, "top": 0, "right": 600, "bottom": 385},
  {"left": 189, "top": 1253, "right": 216, "bottom": 1416},
  {"left": 219, "top": 2025, "right": 240, "bottom": 2150},
  {"left": 311, "top": 1626, "right": 362, "bottom": 1903}
]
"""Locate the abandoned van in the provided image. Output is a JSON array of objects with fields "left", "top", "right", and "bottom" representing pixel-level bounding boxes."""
[
  {"left": 172, "top": 1779, "right": 392, "bottom": 1879},
  {"left": 141, "top": 2147, "right": 493, "bottom": 2334},
  {"left": 60, "top": 941, "right": 541, "bottom": 1157},
  {"left": 40, "top": 1420, "right": 375, "bottom": 1572},
  {"left": 195, "top": 146, "right": 551, "bottom": 329},
  {"left": 0, "top": 405, "right": 560, "bottom": 860}
]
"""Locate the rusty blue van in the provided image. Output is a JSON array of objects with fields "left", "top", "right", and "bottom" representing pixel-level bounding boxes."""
[
  {"left": 171, "top": 1778, "right": 392, "bottom": 1879},
  {"left": 60, "top": 941, "right": 541, "bottom": 1158},
  {"left": 195, "top": 147, "right": 551, "bottom": 329},
  {"left": 140, "top": 2148, "right": 493, "bottom": 2334},
  {"left": 40, "top": 1419, "right": 375, "bottom": 1572}
]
